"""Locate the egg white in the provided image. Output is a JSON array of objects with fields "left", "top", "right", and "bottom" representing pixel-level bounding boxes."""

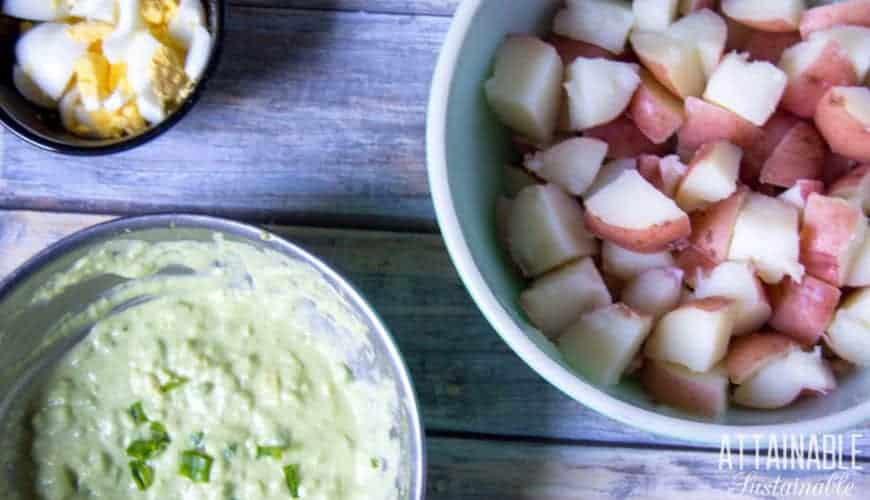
[
  {"left": 69, "top": 0, "right": 117, "bottom": 23},
  {"left": 16, "top": 23, "right": 88, "bottom": 100},
  {"left": 13, "top": 65, "right": 58, "bottom": 109},
  {"left": 103, "top": 0, "right": 145, "bottom": 64},
  {"left": 169, "top": 0, "right": 206, "bottom": 49},
  {"left": 2, "top": 0, "right": 67, "bottom": 21}
]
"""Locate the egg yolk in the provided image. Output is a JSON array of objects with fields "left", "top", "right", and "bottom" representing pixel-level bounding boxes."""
[
  {"left": 142, "top": 0, "right": 179, "bottom": 25},
  {"left": 150, "top": 44, "right": 191, "bottom": 105},
  {"left": 73, "top": 52, "right": 110, "bottom": 104},
  {"left": 66, "top": 21, "right": 114, "bottom": 46}
]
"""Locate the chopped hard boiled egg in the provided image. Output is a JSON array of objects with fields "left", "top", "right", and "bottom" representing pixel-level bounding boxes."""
[{"left": 8, "top": 0, "right": 210, "bottom": 139}]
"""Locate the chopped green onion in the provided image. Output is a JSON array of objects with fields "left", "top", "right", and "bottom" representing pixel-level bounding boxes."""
[
  {"left": 129, "top": 461, "right": 154, "bottom": 491},
  {"left": 190, "top": 431, "right": 204, "bottom": 448},
  {"left": 150, "top": 422, "right": 171, "bottom": 444},
  {"left": 159, "top": 373, "right": 189, "bottom": 393},
  {"left": 370, "top": 457, "right": 381, "bottom": 469},
  {"left": 179, "top": 450, "right": 213, "bottom": 483},
  {"left": 256, "top": 445, "right": 286, "bottom": 460},
  {"left": 126, "top": 422, "right": 171, "bottom": 460},
  {"left": 128, "top": 402, "right": 148, "bottom": 425},
  {"left": 223, "top": 443, "right": 238, "bottom": 462},
  {"left": 283, "top": 464, "right": 300, "bottom": 498}
]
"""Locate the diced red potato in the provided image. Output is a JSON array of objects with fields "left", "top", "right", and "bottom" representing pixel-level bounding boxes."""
[
  {"left": 675, "top": 140, "right": 742, "bottom": 212},
  {"left": 584, "top": 115, "right": 671, "bottom": 159},
  {"left": 758, "top": 118, "right": 825, "bottom": 188},
  {"left": 778, "top": 38, "right": 859, "bottom": 118},
  {"left": 676, "top": 97, "right": 763, "bottom": 160},
  {"left": 558, "top": 303, "right": 653, "bottom": 385},
  {"left": 621, "top": 266, "right": 685, "bottom": 317},
  {"left": 845, "top": 228, "right": 870, "bottom": 287},
  {"left": 502, "top": 164, "right": 539, "bottom": 198},
  {"left": 800, "top": 0, "right": 870, "bottom": 39},
  {"left": 703, "top": 52, "right": 788, "bottom": 126},
  {"left": 728, "top": 192, "right": 804, "bottom": 284},
  {"left": 680, "top": 0, "right": 717, "bottom": 16},
  {"left": 645, "top": 297, "right": 737, "bottom": 372},
  {"left": 583, "top": 169, "right": 691, "bottom": 253},
  {"left": 743, "top": 111, "right": 798, "bottom": 182},
  {"left": 633, "top": 0, "right": 680, "bottom": 32},
  {"left": 800, "top": 193, "right": 867, "bottom": 287},
  {"left": 828, "top": 164, "right": 870, "bottom": 214},
  {"left": 676, "top": 187, "right": 747, "bottom": 279},
  {"left": 563, "top": 58, "right": 641, "bottom": 130},
  {"left": 641, "top": 360, "right": 730, "bottom": 418},
  {"left": 809, "top": 26, "right": 870, "bottom": 82},
  {"left": 552, "top": 0, "right": 635, "bottom": 55},
  {"left": 778, "top": 179, "right": 824, "bottom": 211},
  {"left": 511, "top": 135, "right": 543, "bottom": 156},
  {"left": 584, "top": 158, "right": 637, "bottom": 197},
  {"left": 825, "top": 152, "right": 858, "bottom": 187},
  {"left": 524, "top": 137, "right": 608, "bottom": 196},
  {"left": 693, "top": 261, "right": 772, "bottom": 336},
  {"left": 733, "top": 347, "right": 836, "bottom": 409},
  {"left": 827, "top": 288, "right": 870, "bottom": 366},
  {"left": 668, "top": 8, "right": 729, "bottom": 78},
  {"left": 769, "top": 275, "right": 842, "bottom": 346},
  {"left": 725, "top": 332, "right": 799, "bottom": 384},
  {"left": 628, "top": 70, "right": 686, "bottom": 145},
  {"left": 507, "top": 184, "right": 599, "bottom": 277},
  {"left": 601, "top": 240, "right": 676, "bottom": 281},
  {"left": 721, "top": 0, "right": 805, "bottom": 33},
  {"left": 725, "top": 15, "right": 756, "bottom": 52},
  {"left": 546, "top": 34, "right": 618, "bottom": 65},
  {"left": 485, "top": 36, "right": 564, "bottom": 145},
  {"left": 742, "top": 30, "right": 801, "bottom": 63},
  {"left": 815, "top": 86, "right": 870, "bottom": 163},
  {"left": 637, "top": 154, "right": 690, "bottom": 198},
  {"left": 630, "top": 31, "right": 707, "bottom": 99}
]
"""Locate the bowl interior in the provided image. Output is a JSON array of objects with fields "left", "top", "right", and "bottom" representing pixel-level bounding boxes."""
[
  {"left": 437, "top": 0, "right": 870, "bottom": 436},
  {"left": 0, "top": 0, "right": 223, "bottom": 154},
  {"left": 0, "top": 216, "right": 424, "bottom": 499}
]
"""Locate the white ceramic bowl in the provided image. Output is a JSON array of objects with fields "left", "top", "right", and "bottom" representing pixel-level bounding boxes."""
[{"left": 426, "top": 0, "right": 870, "bottom": 444}]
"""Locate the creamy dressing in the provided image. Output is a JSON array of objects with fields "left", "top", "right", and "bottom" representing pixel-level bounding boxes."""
[{"left": 29, "top": 237, "right": 400, "bottom": 500}]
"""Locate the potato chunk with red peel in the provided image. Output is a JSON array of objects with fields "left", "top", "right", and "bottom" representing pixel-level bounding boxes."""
[
  {"left": 703, "top": 52, "right": 788, "bottom": 126},
  {"left": 520, "top": 257, "right": 612, "bottom": 338},
  {"left": 733, "top": 347, "right": 836, "bottom": 409},
  {"left": 583, "top": 169, "right": 691, "bottom": 253},
  {"left": 633, "top": 0, "right": 680, "bottom": 32},
  {"left": 725, "top": 332, "right": 799, "bottom": 385},
  {"left": 679, "top": 0, "right": 716, "bottom": 15},
  {"left": 546, "top": 34, "right": 617, "bottom": 65},
  {"left": 507, "top": 184, "right": 598, "bottom": 277},
  {"left": 769, "top": 275, "right": 842, "bottom": 346},
  {"left": 637, "top": 155, "right": 689, "bottom": 197},
  {"left": 583, "top": 115, "right": 670, "bottom": 159},
  {"left": 815, "top": 86, "right": 870, "bottom": 163},
  {"left": 758, "top": 120, "right": 825, "bottom": 188},
  {"left": 676, "top": 187, "right": 747, "bottom": 279},
  {"left": 721, "top": 0, "right": 805, "bottom": 33},
  {"left": 524, "top": 138, "right": 608, "bottom": 196},
  {"left": 668, "top": 9, "right": 728, "bottom": 78},
  {"left": 621, "top": 267, "right": 684, "bottom": 317},
  {"left": 676, "top": 140, "right": 742, "bottom": 213},
  {"left": 845, "top": 229, "right": 870, "bottom": 287},
  {"left": 553, "top": 0, "right": 635, "bottom": 55},
  {"left": 601, "top": 241, "right": 675, "bottom": 281},
  {"left": 778, "top": 179, "right": 824, "bottom": 211},
  {"left": 630, "top": 31, "right": 706, "bottom": 99},
  {"left": 677, "top": 97, "right": 763, "bottom": 160},
  {"left": 800, "top": 193, "right": 867, "bottom": 286},
  {"left": 484, "top": 36, "right": 564, "bottom": 144},
  {"left": 641, "top": 360, "right": 729, "bottom": 418},
  {"left": 728, "top": 192, "right": 804, "bottom": 284},
  {"left": 743, "top": 30, "right": 801, "bottom": 63},
  {"left": 809, "top": 27, "right": 870, "bottom": 81},
  {"left": 779, "top": 39, "right": 859, "bottom": 118},
  {"left": 827, "top": 288, "right": 870, "bottom": 366},
  {"left": 828, "top": 164, "right": 870, "bottom": 214},
  {"left": 558, "top": 303, "right": 653, "bottom": 385},
  {"left": 629, "top": 70, "right": 686, "bottom": 145},
  {"left": 694, "top": 261, "right": 772, "bottom": 336},
  {"left": 563, "top": 58, "right": 641, "bottom": 130},
  {"left": 645, "top": 297, "right": 737, "bottom": 372},
  {"left": 800, "top": 0, "right": 870, "bottom": 38}
]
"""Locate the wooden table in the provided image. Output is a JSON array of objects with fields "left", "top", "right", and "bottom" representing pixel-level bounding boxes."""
[{"left": 1, "top": 2, "right": 868, "bottom": 498}]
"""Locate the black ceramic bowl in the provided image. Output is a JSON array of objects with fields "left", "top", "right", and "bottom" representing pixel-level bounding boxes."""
[{"left": 0, "top": 0, "right": 225, "bottom": 155}]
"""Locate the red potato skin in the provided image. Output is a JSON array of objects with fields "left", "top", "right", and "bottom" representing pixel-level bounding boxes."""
[
  {"left": 743, "top": 30, "right": 802, "bottom": 63},
  {"left": 637, "top": 155, "right": 663, "bottom": 189},
  {"left": 512, "top": 135, "right": 541, "bottom": 156},
  {"left": 800, "top": 0, "right": 870, "bottom": 38},
  {"left": 629, "top": 73, "right": 686, "bottom": 145},
  {"left": 785, "top": 179, "right": 825, "bottom": 207},
  {"left": 824, "top": 152, "right": 857, "bottom": 187},
  {"left": 800, "top": 193, "right": 866, "bottom": 286},
  {"left": 725, "top": 332, "right": 799, "bottom": 384},
  {"left": 781, "top": 42, "right": 858, "bottom": 119},
  {"left": 584, "top": 115, "right": 670, "bottom": 159},
  {"left": 815, "top": 88, "right": 870, "bottom": 163},
  {"left": 684, "top": 296, "right": 735, "bottom": 312},
  {"left": 583, "top": 211, "right": 691, "bottom": 254},
  {"left": 677, "top": 97, "right": 763, "bottom": 160},
  {"left": 759, "top": 121, "right": 826, "bottom": 188},
  {"left": 682, "top": 0, "right": 717, "bottom": 15},
  {"left": 829, "top": 164, "right": 870, "bottom": 198},
  {"left": 744, "top": 112, "right": 798, "bottom": 185},
  {"left": 676, "top": 187, "right": 748, "bottom": 279},
  {"left": 640, "top": 360, "right": 727, "bottom": 418},
  {"left": 735, "top": 19, "right": 799, "bottom": 33},
  {"left": 769, "top": 275, "right": 842, "bottom": 346}
]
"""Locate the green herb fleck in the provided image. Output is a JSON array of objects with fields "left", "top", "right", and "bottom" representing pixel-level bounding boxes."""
[
  {"left": 150, "top": 422, "right": 170, "bottom": 443},
  {"left": 128, "top": 402, "right": 148, "bottom": 425},
  {"left": 179, "top": 450, "right": 213, "bottom": 483},
  {"left": 159, "top": 373, "right": 189, "bottom": 393},
  {"left": 370, "top": 457, "right": 381, "bottom": 469},
  {"left": 256, "top": 445, "right": 286, "bottom": 460},
  {"left": 222, "top": 443, "right": 238, "bottom": 462},
  {"left": 190, "top": 431, "right": 204, "bottom": 448},
  {"left": 129, "top": 461, "right": 154, "bottom": 491},
  {"left": 283, "top": 464, "right": 300, "bottom": 497},
  {"left": 126, "top": 422, "right": 171, "bottom": 460}
]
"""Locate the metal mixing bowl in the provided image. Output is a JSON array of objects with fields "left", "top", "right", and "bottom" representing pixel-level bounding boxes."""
[{"left": 0, "top": 214, "right": 426, "bottom": 499}]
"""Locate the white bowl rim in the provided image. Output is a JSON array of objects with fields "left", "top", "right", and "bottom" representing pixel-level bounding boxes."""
[{"left": 426, "top": 0, "right": 870, "bottom": 445}]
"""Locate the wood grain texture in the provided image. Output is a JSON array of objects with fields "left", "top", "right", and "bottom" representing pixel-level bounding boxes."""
[
  {"left": 0, "top": 7, "right": 448, "bottom": 231},
  {"left": 4, "top": 211, "right": 870, "bottom": 453}
]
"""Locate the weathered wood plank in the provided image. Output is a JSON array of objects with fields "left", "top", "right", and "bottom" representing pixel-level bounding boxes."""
[
  {"left": 6, "top": 211, "right": 870, "bottom": 451},
  {"left": 242, "top": 0, "right": 459, "bottom": 16},
  {"left": 0, "top": 7, "right": 448, "bottom": 231},
  {"left": 427, "top": 437, "right": 870, "bottom": 499}
]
